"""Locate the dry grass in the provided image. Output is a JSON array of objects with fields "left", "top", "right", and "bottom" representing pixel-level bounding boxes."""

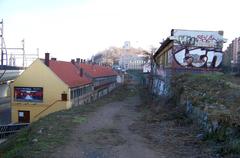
[{"left": 172, "top": 73, "right": 240, "bottom": 155}]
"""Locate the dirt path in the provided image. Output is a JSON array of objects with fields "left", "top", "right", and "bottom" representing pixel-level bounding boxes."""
[{"left": 52, "top": 94, "right": 214, "bottom": 158}]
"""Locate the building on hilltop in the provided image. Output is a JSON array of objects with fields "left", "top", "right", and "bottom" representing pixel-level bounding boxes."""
[
  {"left": 119, "top": 54, "right": 147, "bottom": 71},
  {"left": 11, "top": 53, "right": 117, "bottom": 123},
  {"left": 92, "top": 41, "right": 149, "bottom": 71}
]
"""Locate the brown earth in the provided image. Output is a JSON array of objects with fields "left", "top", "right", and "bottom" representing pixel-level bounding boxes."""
[{"left": 51, "top": 91, "right": 216, "bottom": 158}]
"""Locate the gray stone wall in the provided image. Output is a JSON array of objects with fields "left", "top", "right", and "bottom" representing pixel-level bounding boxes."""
[{"left": 185, "top": 100, "right": 219, "bottom": 133}]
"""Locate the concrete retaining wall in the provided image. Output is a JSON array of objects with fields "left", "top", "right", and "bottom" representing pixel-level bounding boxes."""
[{"left": 185, "top": 100, "right": 219, "bottom": 133}]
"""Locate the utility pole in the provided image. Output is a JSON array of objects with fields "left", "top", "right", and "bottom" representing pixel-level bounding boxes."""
[
  {"left": 1, "top": 19, "right": 3, "bottom": 66},
  {"left": 37, "top": 48, "right": 39, "bottom": 58},
  {"left": 22, "top": 39, "right": 25, "bottom": 67}
]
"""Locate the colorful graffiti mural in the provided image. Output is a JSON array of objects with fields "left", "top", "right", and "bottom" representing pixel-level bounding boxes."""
[
  {"left": 174, "top": 47, "right": 222, "bottom": 68},
  {"left": 171, "top": 30, "right": 224, "bottom": 68},
  {"left": 151, "top": 29, "right": 226, "bottom": 97}
]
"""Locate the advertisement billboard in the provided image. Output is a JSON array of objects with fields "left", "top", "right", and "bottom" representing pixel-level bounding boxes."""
[{"left": 14, "top": 87, "right": 43, "bottom": 102}]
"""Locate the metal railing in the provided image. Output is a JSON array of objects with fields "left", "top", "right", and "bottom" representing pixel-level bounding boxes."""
[
  {"left": 0, "top": 123, "right": 29, "bottom": 139},
  {"left": 33, "top": 100, "right": 62, "bottom": 119}
]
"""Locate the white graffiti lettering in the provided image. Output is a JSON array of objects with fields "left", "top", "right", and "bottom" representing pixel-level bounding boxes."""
[
  {"left": 174, "top": 48, "right": 222, "bottom": 68},
  {"left": 174, "top": 35, "right": 223, "bottom": 49}
]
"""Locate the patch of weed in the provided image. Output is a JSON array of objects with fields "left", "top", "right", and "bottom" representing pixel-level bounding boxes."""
[{"left": 72, "top": 116, "right": 87, "bottom": 123}]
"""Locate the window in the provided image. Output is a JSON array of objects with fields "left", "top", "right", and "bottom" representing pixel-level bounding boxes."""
[
  {"left": 168, "top": 49, "right": 173, "bottom": 66},
  {"left": 61, "top": 93, "right": 67, "bottom": 101},
  {"left": 80, "top": 88, "right": 82, "bottom": 96},
  {"left": 165, "top": 52, "right": 168, "bottom": 66},
  {"left": 18, "top": 111, "right": 30, "bottom": 123},
  {"left": 74, "top": 90, "right": 77, "bottom": 98},
  {"left": 70, "top": 90, "right": 73, "bottom": 99}
]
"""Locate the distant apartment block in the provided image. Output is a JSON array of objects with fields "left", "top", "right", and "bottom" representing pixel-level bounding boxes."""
[{"left": 224, "top": 37, "right": 240, "bottom": 67}]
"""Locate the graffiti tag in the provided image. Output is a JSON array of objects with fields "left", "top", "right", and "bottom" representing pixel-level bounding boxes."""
[
  {"left": 196, "top": 35, "right": 217, "bottom": 43},
  {"left": 177, "top": 35, "right": 196, "bottom": 46},
  {"left": 175, "top": 35, "right": 223, "bottom": 48}
]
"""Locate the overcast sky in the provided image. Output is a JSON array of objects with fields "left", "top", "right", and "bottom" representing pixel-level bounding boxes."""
[{"left": 1, "top": 0, "right": 240, "bottom": 61}]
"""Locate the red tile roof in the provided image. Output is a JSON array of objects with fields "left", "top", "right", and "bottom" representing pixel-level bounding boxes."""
[
  {"left": 48, "top": 60, "right": 92, "bottom": 88},
  {"left": 78, "top": 63, "right": 117, "bottom": 78}
]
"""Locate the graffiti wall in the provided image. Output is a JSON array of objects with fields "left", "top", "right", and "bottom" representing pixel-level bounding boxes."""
[
  {"left": 171, "top": 30, "right": 224, "bottom": 68},
  {"left": 151, "top": 29, "right": 225, "bottom": 97},
  {"left": 153, "top": 79, "right": 166, "bottom": 95},
  {"left": 151, "top": 64, "right": 171, "bottom": 96}
]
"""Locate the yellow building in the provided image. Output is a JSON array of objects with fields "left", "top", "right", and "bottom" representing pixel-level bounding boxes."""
[{"left": 11, "top": 53, "right": 92, "bottom": 123}]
